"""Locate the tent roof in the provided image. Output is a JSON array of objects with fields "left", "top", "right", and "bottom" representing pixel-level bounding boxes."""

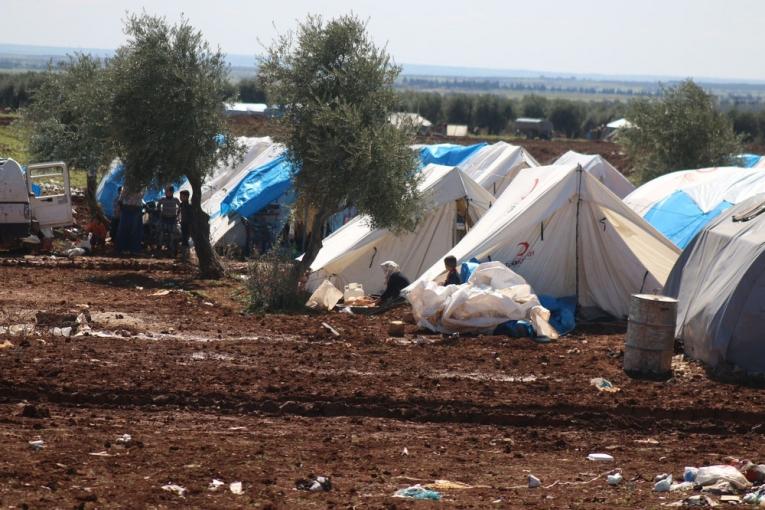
[
  {"left": 410, "top": 164, "right": 679, "bottom": 317},
  {"left": 624, "top": 166, "right": 765, "bottom": 247},
  {"left": 606, "top": 118, "right": 633, "bottom": 129},
  {"left": 554, "top": 150, "right": 635, "bottom": 198},
  {"left": 309, "top": 164, "right": 494, "bottom": 278},
  {"left": 458, "top": 141, "right": 540, "bottom": 196}
]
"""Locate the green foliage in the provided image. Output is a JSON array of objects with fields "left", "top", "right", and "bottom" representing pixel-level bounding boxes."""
[
  {"left": 520, "top": 95, "right": 548, "bottom": 118},
  {"left": 259, "top": 14, "right": 421, "bottom": 234},
  {"left": 548, "top": 99, "right": 585, "bottom": 138},
  {"left": 247, "top": 245, "right": 307, "bottom": 312},
  {"left": 109, "top": 14, "right": 241, "bottom": 191},
  {"left": 620, "top": 80, "right": 742, "bottom": 182},
  {"left": 22, "top": 54, "right": 114, "bottom": 173},
  {"left": 237, "top": 77, "right": 267, "bottom": 103},
  {"left": 0, "top": 115, "right": 29, "bottom": 163},
  {"left": 0, "top": 72, "right": 46, "bottom": 109}
]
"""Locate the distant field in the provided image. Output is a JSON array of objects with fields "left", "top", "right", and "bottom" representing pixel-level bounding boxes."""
[
  {"left": 0, "top": 113, "right": 28, "bottom": 163},
  {"left": 0, "top": 115, "right": 88, "bottom": 189}
]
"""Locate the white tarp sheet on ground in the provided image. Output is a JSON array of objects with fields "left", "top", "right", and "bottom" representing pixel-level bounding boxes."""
[
  {"left": 554, "top": 150, "right": 635, "bottom": 198},
  {"left": 409, "top": 164, "right": 680, "bottom": 319},
  {"left": 306, "top": 164, "right": 495, "bottom": 294},
  {"left": 407, "top": 261, "right": 558, "bottom": 337},
  {"left": 458, "top": 141, "right": 540, "bottom": 197}
]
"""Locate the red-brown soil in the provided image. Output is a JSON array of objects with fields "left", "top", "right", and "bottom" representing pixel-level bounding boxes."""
[{"left": 1, "top": 258, "right": 763, "bottom": 508}]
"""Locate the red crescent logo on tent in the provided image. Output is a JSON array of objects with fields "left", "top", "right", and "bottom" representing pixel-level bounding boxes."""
[
  {"left": 516, "top": 242, "right": 529, "bottom": 257},
  {"left": 521, "top": 178, "right": 539, "bottom": 200}
]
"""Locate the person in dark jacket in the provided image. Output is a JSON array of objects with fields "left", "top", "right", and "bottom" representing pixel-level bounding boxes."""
[
  {"left": 443, "top": 255, "right": 461, "bottom": 286},
  {"left": 377, "top": 260, "right": 410, "bottom": 304}
]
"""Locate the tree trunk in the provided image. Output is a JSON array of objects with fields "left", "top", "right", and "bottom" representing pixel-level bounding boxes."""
[
  {"left": 297, "top": 208, "right": 331, "bottom": 275},
  {"left": 86, "top": 168, "right": 109, "bottom": 225},
  {"left": 188, "top": 175, "right": 224, "bottom": 279}
]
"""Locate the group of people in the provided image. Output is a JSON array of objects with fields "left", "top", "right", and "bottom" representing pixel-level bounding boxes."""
[
  {"left": 110, "top": 185, "right": 192, "bottom": 257},
  {"left": 376, "top": 255, "right": 460, "bottom": 305}
]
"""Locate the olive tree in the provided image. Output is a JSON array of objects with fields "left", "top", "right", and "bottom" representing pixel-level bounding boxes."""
[
  {"left": 23, "top": 54, "right": 114, "bottom": 221},
  {"left": 259, "top": 14, "right": 421, "bottom": 274},
  {"left": 109, "top": 14, "right": 241, "bottom": 278},
  {"left": 620, "top": 80, "right": 741, "bottom": 182}
]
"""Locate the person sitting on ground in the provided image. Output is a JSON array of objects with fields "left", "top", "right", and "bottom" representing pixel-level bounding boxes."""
[
  {"left": 443, "top": 255, "right": 461, "bottom": 286},
  {"left": 377, "top": 260, "right": 410, "bottom": 305}
]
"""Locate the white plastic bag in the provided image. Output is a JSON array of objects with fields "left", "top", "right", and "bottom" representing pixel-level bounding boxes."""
[
  {"left": 695, "top": 465, "right": 751, "bottom": 490},
  {"left": 305, "top": 279, "right": 343, "bottom": 311}
]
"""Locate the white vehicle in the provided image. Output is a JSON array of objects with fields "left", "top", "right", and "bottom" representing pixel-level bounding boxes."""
[{"left": 0, "top": 158, "right": 73, "bottom": 246}]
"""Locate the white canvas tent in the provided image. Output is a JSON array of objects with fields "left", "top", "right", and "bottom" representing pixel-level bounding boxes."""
[
  {"left": 307, "top": 164, "right": 495, "bottom": 294},
  {"left": 459, "top": 141, "right": 540, "bottom": 197},
  {"left": 205, "top": 141, "right": 286, "bottom": 247},
  {"left": 554, "top": 150, "right": 635, "bottom": 198},
  {"left": 409, "top": 164, "right": 680, "bottom": 318}
]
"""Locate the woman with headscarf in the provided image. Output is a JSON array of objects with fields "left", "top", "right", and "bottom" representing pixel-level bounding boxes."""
[{"left": 377, "top": 260, "right": 410, "bottom": 305}]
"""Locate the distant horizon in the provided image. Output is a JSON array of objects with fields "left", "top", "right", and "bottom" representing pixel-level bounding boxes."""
[{"left": 3, "top": 42, "right": 765, "bottom": 87}]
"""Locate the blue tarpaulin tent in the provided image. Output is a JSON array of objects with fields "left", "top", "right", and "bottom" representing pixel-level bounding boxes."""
[
  {"left": 96, "top": 163, "right": 187, "bottom": 219},
  {"left": 419, "top": 143, "right": 486, "bottom": 167},
  {"left": 218, "top": 155, "right": 295, "bottom": 218},
  {"left": 735, "top": 153, "right": 763, "bottom": 168}
]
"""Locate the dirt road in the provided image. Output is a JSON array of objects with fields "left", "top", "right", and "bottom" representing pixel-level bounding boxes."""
[{"left": 1, "top": 258, "right": 763, "bottom": 508}]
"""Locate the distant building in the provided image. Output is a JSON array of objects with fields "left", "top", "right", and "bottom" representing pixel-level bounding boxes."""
[
  {"left": 513, "top": 118, "right": 553, "bottom": 140},
  {"left": 389, "top": 112, "right": 432, "bottom": 135},
  {"left": 224, "top": 102, "right": 272, "bottom": 118},
  {"left": 603, "top": 118, "right": 635, "bottom": 140},
  {"left": 446, "top": 124, "right": 468, "bottom": 137}
]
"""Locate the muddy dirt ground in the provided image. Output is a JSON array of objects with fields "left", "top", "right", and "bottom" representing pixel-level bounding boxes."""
[{"left": 1, "top": 257, "right": 764, "bottom": 509}]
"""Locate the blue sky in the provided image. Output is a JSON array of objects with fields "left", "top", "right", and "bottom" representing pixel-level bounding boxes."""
[{"left": 3, "top": 0, "right": 765, "bottom": 81}]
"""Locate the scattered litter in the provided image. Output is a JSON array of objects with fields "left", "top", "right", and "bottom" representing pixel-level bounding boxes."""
[
  {"left": 208, "top": 479, "right": 225, "bottom": 491},
  {"left": 161, "top": 484, "right": 187, "bottom": 497},
  {"left": 388, "top": 321, "right": 406, "bottom": 337},
  {"left": 51, "top": 327, "right": 72, "bottom": 337},
  {"left": 339, "top": 307, "right": 354, "bottom": 314},
  {"left": 28, "top": 439, "right": 45, "bottom": 451},
  {"left": 306, "top": 280, "right": 343, "bottom": 310},
  {"left": 0, "top": 340, "right": 14, "bottom": 349},
  {"left": 695, "top": 465, "right": 752, "bottom": 490},
  {"left": 88, "top": 451, "right": 112, "bottom": 457},
  {"left": 587, "top": 453, "right": 614, "bottom": 462},
  {"left": 743, "top": 461, "right": 765, "bottom": 483},
  {"left": 528, "top": 475, "right": 541, "bottom": 488},
  {"left": 21, "top": 404, "right": 50, "bottom": 419},
  {"left": 321, "top": 322, "right": 340, "bottom": 337},
  {"left": 401, "top": 447, "right": 409, "bottom": 456},
  {"left": 675, "top": 494, "right": 718, "bottom": 507},
  {"left": 670, "top": 481, "right": 695, "bottom": 492},
  {"left": 229, "top": 481, "right": 243, "bottom": 495},
  {"left": 720, "top": 495, "right": 741, "bottom": 504},
  {"left": 701, "top": 480, "right": 735, "bottom": 495},
  {"left": 203, "top": 301, "right": 214, "bottom": 307},
  {"left": 295, "top": 475, "right": 331, "bottom": 492},
  {"left": 116, "top": 434, "right": 132, "bottom": 445},
  {"left": 684, "top": 467, "right": 699, "bottom": 482},
  {"left": 135, "top": 286, "right": 144, "bottom": 291},
  {"left": 655, "top": 474, "right": 673, "bottom": 492},
  {"left": 9, "top": 324, "right": 35, "bottom": 336},
  {"left": 636, "top": 438, "right": 660, "bottom": 445},
  {"left": 425, "top": 480, "right": 483, "bottom": 490},
  {"left": 151, "top": 289, "right": 171, "bottom": 297},
  {"left": 393, "top": 484, "right": 441, "bottom": 500},
  {"left": 743, "top": 487, "right": 765, "bottom": 505},
  {"left": 607, "top": 472, "right": 623, "bottom": 486},
  {"left": 590, "top": 377, "right": 620, "bottom": 393}
]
